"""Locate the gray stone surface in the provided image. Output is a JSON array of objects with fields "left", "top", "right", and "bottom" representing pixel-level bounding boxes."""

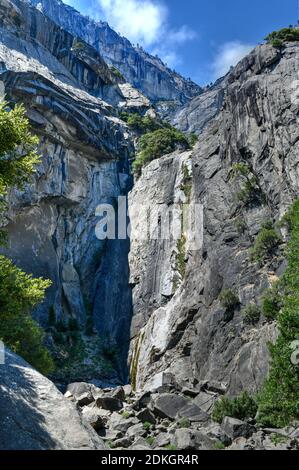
[
  {"left": 128, "top": 41, "right": 299, "bottom": 396},
  {"left": 0, "top": 349, "right": 106, "bottom": 449},
  {"left": 29, "top": 0, "right": 202, "bottom": 106},
  {"left": 0, "top": 0, "right": 134, "bottom": 383},
  {"left": 152, "top": 393, "right": 189, "bottom": 419},
  {"left": 221, "top": 417, "right": 255, "bottom": 439}
]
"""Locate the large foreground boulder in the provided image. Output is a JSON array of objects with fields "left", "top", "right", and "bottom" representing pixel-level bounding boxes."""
[{"left": 0, "top": 348, "right": 106, "bottom": 450}]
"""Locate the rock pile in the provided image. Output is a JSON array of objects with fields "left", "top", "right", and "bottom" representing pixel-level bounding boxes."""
[{"left": 65, "top": 380, "right": 299, "bottom": 451}]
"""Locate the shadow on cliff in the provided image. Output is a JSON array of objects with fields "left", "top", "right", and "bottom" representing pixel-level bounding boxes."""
[
  {"left": 0, "top": 351, "right": 57, "bottom": 450},
  {"left": 92, "top": 194, "right": 133, "bottom": 385}
]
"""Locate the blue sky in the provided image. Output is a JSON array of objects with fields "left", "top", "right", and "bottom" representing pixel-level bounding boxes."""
[{"left": 65, "top": 0, "right": 298, "bottom": 84}]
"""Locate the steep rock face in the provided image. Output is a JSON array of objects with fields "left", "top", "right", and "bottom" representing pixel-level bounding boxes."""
[
  {"left": 29, "top": 0, "right": 202, "bottom": 105},
  {"left": 128, "top": 42, "right": 299, "bottom": 393},
  {"left": 0, "top": 348, "right": 106, "bottom": 449},
  {"left": 0, "top": 0, "right": 134, "bottom": 381},
  {"left": 170, "top": 77, "right": 227, "bottom": 134}
]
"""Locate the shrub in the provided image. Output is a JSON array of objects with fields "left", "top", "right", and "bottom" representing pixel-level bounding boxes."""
[
  {"left": 265, "top": 27, "right": 299, "bottom": 47},
  {"left": 251, "top": 223, "right": 281, "bottom": 261},
  {"left": 214, "top": 441, "right": 226, "bottom": 450},
  {"left": 242, "top": 304, "right": 261, "bottom": 325},
  {"left": 230, "top": 163, "right": 262, "bottom": 206},
  {"left": 143, "top": 421, "right": 152, "bottom": 431},
  {"left": 212, "top": 392, "right": 258, "bottom": 424},
  {"left": 72, "top": 39, "right": 85, "bottom": 51},
  {"left": 219, "top": 288, "right": 240, "bottom": 311},
  {"left": 121, "top": 112, "right": 161, "bottom": 133},
  {"left": 164, "top": 444, "right": 177, "bottom": 450},
  {"left": 110, "top": 66, "right": 124, "bottom": 79},
  {"left": 257, "top": 199, "right": 299, "bottom": 427},
  {"left": 234, "top": 217, "right": 247, "bottom": 234},
  {"left": 262, "top": 286, "right": 282, "bottom": 321},
  {"left": 188, "top": 132, "right": 198, "bottom": 147},
  {"left": 132, "top": 127, "right": 190, "bottom": 175}
]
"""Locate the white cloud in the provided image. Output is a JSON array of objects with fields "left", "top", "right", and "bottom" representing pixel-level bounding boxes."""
[
  {"left": 212, "top": 41, "right": 254, "bottom": 79},
  {"left": 96, "top": 0, "right": 196, "bottom": 68}
]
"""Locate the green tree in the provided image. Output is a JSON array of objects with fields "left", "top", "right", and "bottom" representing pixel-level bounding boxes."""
[
  {"left": 258, "top": 200, "right": 299, "bottom": 427},
  {"left": 133, "top": 127, "right": 190, "bottom": 175},
  {"left": 0, "top": 100, "right": 53, "bottom": 375},
  {"left": 265, "top": 27, "right": 299, "bottom": 47}
]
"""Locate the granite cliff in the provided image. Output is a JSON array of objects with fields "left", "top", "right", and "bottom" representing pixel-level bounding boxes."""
[{"left": 0, "top": 0, "right": 299, "bottom": 451}]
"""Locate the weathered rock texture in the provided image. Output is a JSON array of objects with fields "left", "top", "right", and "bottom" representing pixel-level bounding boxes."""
[
  {"left": 0, "top": 0, "right": 135, "bottom": 382},
  {"left": 0, "top": 348, "right": 106, "bottom": 449},
  {"left": 29, "top": 0, "right": 202, "bottom": 106},
  {"left": 128, "top": 42, "right": 299, "bottom": 395}
]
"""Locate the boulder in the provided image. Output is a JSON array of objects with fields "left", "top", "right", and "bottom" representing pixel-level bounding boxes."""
[
  {"left": 136, "top": 408, "right": 156, "bottom": 424},
  {"left": 0, "top": 349, "right": 106, "bottom": 449},
  {"left": 123, "top": 384, "right": 133, "bottom": 397},
  {"left": 81, "top": 406, "right": 105, "bottom": 432},
  {"left": 153, "top": 433, "right": 171, "bottom": 448},
  {"left": 96, "top": 396, "right": 123, "bottom": 412},
  {"left": 132, "top": 391, "right": 152, "bottom": 411},
  {"left": 113, "top": 437, "right": 133, "bottom": 449},
  {"left": 193, "top": 391, "right": 217, "bottom": 413},
  {"left": 182, "top": 387, "right": 200, "bottom": 398},
  {"left": 66, "top": 382, "right": 95, "bottom": 398},
  {"left": 221, "top": 417, "right": 255, "bottom": 439},
  {"left": 109, "top": 386, "right": 125, "bottom": 401},
  {"left": 152, "top": 394, "right": 189, "bottom": 419},
  {"left": 174, "top": 429, "right": 215, "bottom": 450},
  {"left": 178, "top": 403, "right": 210, "bottom": 423},
  {"left": 77, "top": 393, "right": 95, "bottom": 407},
  {"left": 109, "top": 413, "right": 139, "bottom": 433},
  {"left": 127, "top": 423, "right": 147, "bottom": 438}
]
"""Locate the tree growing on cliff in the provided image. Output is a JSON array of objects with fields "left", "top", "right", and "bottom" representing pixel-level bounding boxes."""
[
  {"left": 0, "top": 100, "right": 54, "bottom": 375},
  {"left": 258, "top": 200, "right": 299, "bottom": 427}
]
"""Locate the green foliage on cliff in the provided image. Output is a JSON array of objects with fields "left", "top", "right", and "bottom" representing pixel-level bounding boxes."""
[
  {"left": 257, "top": 200, "right": 299, "bottom": 427},
  {"left": 122, "top": 111, "right": 197, "bottom": 175},
  {"left": 230, "top": 162, "right": 261, "bottom": 206},
  {"left": 219, "top": 288, "right": 240, "bottom": 311},
  {"left": 121, "top": 112, "right": 162, "bottom": 133},
  {"left": 212, "top": 392, "right": 258, "bottom": 424},
  {"left": 242, "top": 303, "right": 261, "bottom": 325},
  {"left": 110, "top": 66, "right": 124, "bottom": 79},
  {"left": 133, "top": 127, "right": 190, "bottom": 175},
  {"left": 266, "top": 27, "right": 299, "bottom": 47},
  {"left": 251, "top": 221, "right": 281, "bottom": 262},
  {"left": 0, "top": 101, "right": 40, "bottom": 199},
  {"left": 0, "top": 256, "right": 53, "bottom": 374},
  {"left": 0, "top": 101, "right": 53, "bottom": 375}
]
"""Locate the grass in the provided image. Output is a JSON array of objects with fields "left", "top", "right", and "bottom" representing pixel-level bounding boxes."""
[{"left": 177, "top": 418, "right": 190, "bottom": 428}]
